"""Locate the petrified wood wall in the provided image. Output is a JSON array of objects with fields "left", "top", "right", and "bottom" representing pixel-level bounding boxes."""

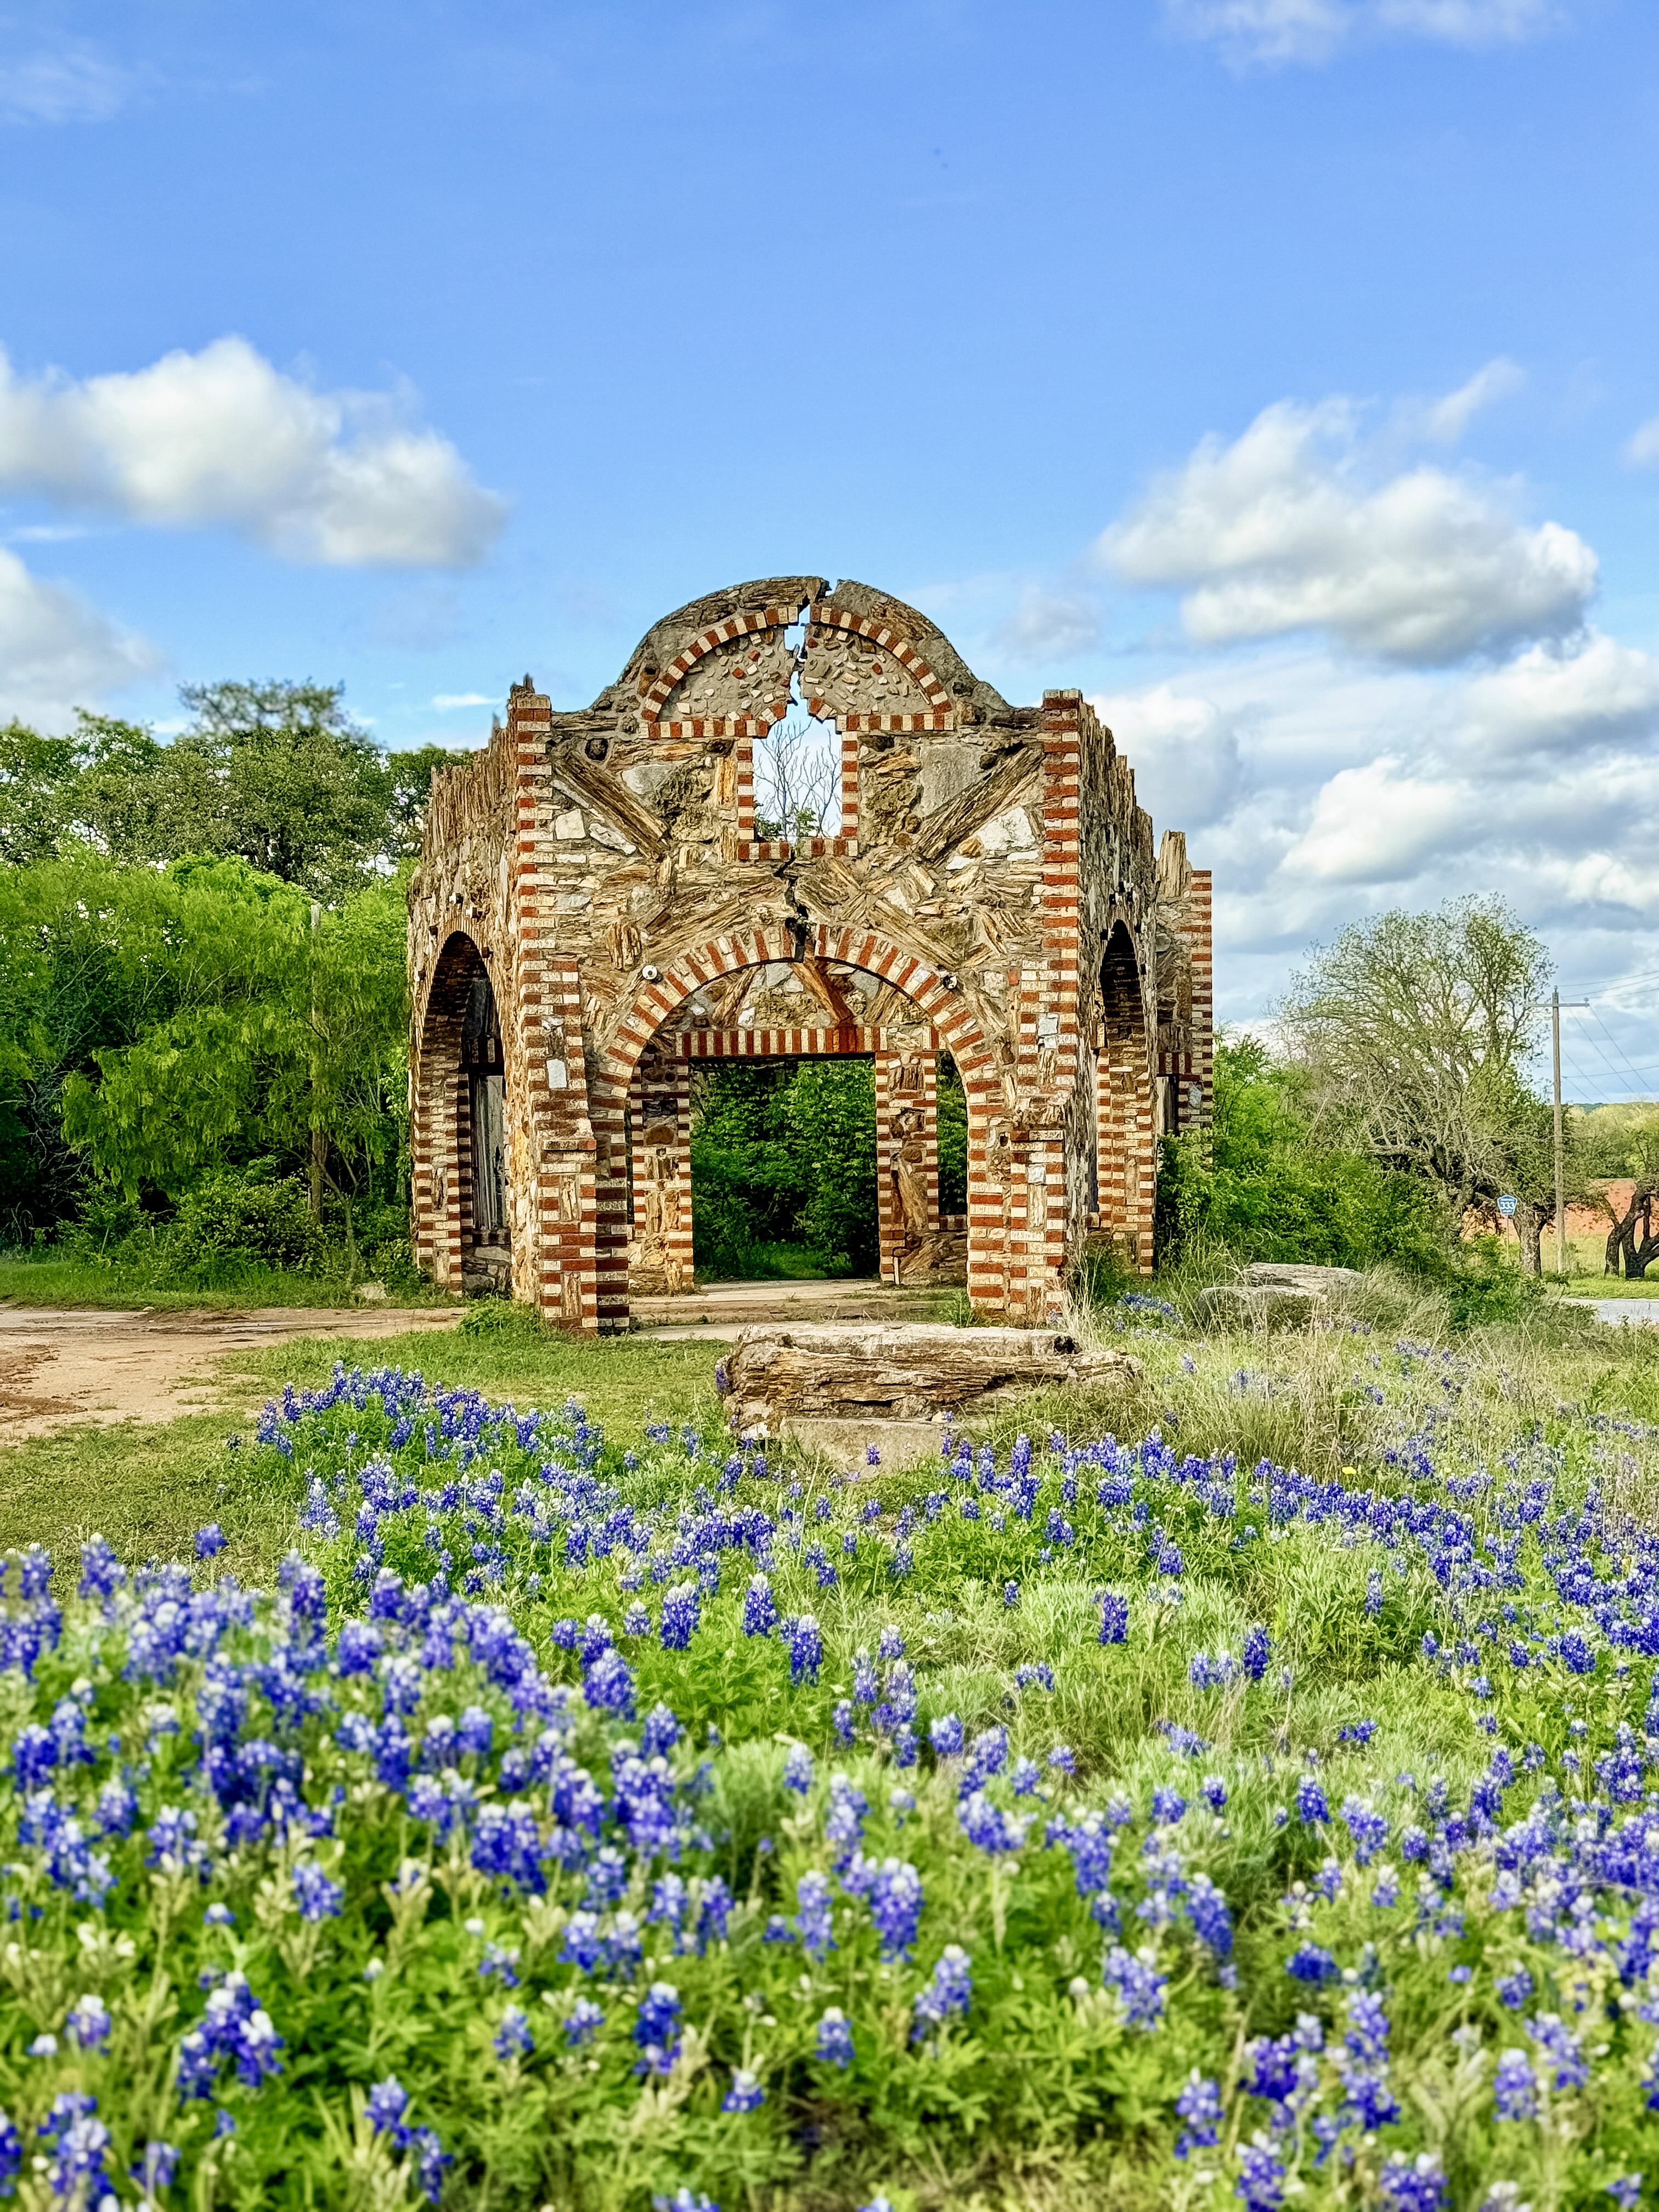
[{"left": 408, "top": 578, "right": 1211, "bottom": 1333}]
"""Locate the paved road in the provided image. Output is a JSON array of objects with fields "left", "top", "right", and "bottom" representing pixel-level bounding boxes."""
[
  {"left": 0, "top": 1303, "right": 464, "bottom": 1444},
  {"left": 1565, "top": 1298, "right": 1659, "bottom": 1327}
]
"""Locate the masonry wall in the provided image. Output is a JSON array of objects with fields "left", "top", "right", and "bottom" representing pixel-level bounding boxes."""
[{"left": 409, "top": 578, "right": 1210, "bottom": 1331}]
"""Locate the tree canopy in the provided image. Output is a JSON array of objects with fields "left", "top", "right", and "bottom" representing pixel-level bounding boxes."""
[{"left": 0, "top": 687, "right": 473, "bottom": 901}]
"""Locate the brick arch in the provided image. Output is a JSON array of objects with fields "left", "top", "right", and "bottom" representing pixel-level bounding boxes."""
[
  {"left": 585, "top": 922, "right": 1000, "bottom": 1330},
  {"left": 638, "top": 601, "right": 952, "bottom": 728},
  {"left": 596, "top": 923, "right": 996, "bottom": 1093},
  {"left": 1097, "top": 917, "right": 1155, "bottom": 1272},
  {"left": 411, "top": 928, "right": 494, "bottom": 1291}
]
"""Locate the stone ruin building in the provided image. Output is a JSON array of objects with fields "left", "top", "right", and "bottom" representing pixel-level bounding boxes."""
[{"left": 408, "top": 577, "right": 1212, "bottom": 1333}]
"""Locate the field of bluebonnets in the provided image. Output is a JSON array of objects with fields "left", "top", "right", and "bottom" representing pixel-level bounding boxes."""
[{"left": 2, "top": 1289, "right": 1658, "bottom": 2211}]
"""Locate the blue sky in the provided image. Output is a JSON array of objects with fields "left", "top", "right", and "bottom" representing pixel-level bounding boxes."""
[{"left": 3, "top": 0, "right": 1659, "bottom": 1092}]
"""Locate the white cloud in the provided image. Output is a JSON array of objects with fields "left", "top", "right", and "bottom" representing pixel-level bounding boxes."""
[
  {"left": 1087, "top": 680, "right": 1246, "bottom": 828},
  {"left": 0, "top": 336, "right": 507, "bottom": 567},
  {"left": 1280, "top": 755, "right": 1468, "bottom": 881},
  {"left": 431, "top": 692, "right": 493, "bottom": 709},
  {"left": 1099, "top": 392, "right": 1595, "bottom": 665},
  {"left": 0, "top": 42, "right": 132, "bottom": 124},
  {"left": 0, "top": 547, "right": 159, "bottom": 728},
  {"left": 1165, "top": 0, "right": 1566, "bottom": 67},
  {"left": 1459, "top": 633, "right": 1659, "bottom": 760},
  {"left": 1413, "top": 357, "right": 1525, "bottom": 444},
  {"left": 1626, "top": 416, "right": 1659, "bottom": 468},
  {"left": 990, "top": 589, "right": 1099, "bottom": 663}
]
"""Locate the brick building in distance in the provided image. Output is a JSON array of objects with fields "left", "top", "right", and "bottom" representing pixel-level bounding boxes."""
[{"left": 407, "top": 577, "right": 1212, "bottom": 1332}]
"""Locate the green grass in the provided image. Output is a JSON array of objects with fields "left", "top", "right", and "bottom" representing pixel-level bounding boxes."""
[
  {"left": 2, "top": 1271, "right": 1658, "bottom": 2205},
  {"left": 0, "top": 1248, "right": 446, "bottom": 1311},
  {"left": 0, "top": 1315, "right": 732, "bottom": 1572}
]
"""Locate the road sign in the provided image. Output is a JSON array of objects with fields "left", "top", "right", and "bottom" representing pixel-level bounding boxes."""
[{"left": 1497, "top": 1194, "right": 1517, "bottom": 1217}]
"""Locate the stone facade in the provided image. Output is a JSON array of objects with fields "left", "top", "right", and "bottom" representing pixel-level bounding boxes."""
[{"left": 408, "top": 577, "right": 1211, "bottom": 1331}]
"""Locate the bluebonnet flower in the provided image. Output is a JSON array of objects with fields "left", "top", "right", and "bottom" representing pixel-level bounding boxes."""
[
  {"left": 929, "top": 1713, "right": 964, "bottom": 1757},
  {"left": 64, "top": 1991, "right": 111, "bottom": 2051},
  {"left": 1295, "top": 1777, "right": 1330, "bottom": 1825},
  {"left": 1242, "top": 1625, "right": 1271, "bottom": 1680},
  {"left": 960, "top": 1791, "right": 1030, "bottom": 1855},
  {"left": 1048, "top": 1744, "right": 1076, "bottom": 1775},
  {"left": 131, "top": 2138, "right": 180, "bottom": 2195},
  {"left": 1098, "top": 1593, "right": 1129, "bottom": 1644},
  {"left": 780, "top": 1615, "right": 822, "bottom": 1685},
  {"left": 1188, "top": 1872, "right": 1233, "bottom": 1957},
  {"left": 832, "top": 1700, "right": 856, "bottom": 1748},
  {"left": 826, "top": 1773, "right": 868, "bottom": 1869},
  {"left": 293, "top": 1861, "right": 345, "bottom": 1922},
  {"left": 195, "top": 1523, "right": 227, "bottom": 1559},
  {"left": 1174, "top": 2070, "right": 1222, "bottom": 2157},
  {"left": 1103, "top": 1944, "right": 1167, "bottom": 2029},
  {"left": 566, "top": 1997, "right": 605, "bottom": 2046},
  {"left": 1201, "top": 1774, "right": 1227, "bottom": 1812},
  {"left": 653, "top": 2193, "right": 719, "bottom": 2212},
  {"left": 583, "top": 1647, "right": 636, "bottom": 1719},
  {"left": 1237, "top": 2137, "right": 1286, "bottom": 2212},
  {"left": 623, "top": 1602, "right": 651, "bottom": 1637},
  {"left": 1378, "top": 2153, "right": 1448, "bottom": 2212},
  {"left": 911, "top": 1945, "right": 972, "bottom": 2039},
  {"left": 38, "top": 2092, "right": 110, "bottom": 2204},
  {"left": 1003, "top": 1580, "right": 1020, "bottom": 1607},
  {"left": 1152, "top": 1786, "right": 1187, "bottom": 1824},
  {"left": 1527, "top": 2013, "right": 1589, "bottom": 2091},
  {"left": 641, "top": 1704, "right": 680, "bottom": 1759},
  {"left": 634, "top": 1982, "right": 682, "bottom": 2075},
  {"left": 794, "top": 1871, "right": 836, "bottom": 1959},
  {"left": 815, "top": 2007, "right": 854, "bottom": 2067},
  {"left": 742, "top": 1575, "right": 776, "bottom": 1637},
  {"left": 493, "top": 2006, "right": 533, "bottom": 2061},
  {"left": 1496, "top": 1967, "right": 1533, "bottom": 2011},
  {"left": 1014, "top": 1661, "right": 1055, "bottom": 1693},
  {"left": 1606, "top": 2180, "right": 1643, "bottom": 2211},
  {"left": 1285, "top": 1943, "right": 1339, "bottom": 1985},
  {"left": 854, "top": 1857, "right": 924, "bottom": 1960},
  {"left": 782, "top": 1743, "right": 814, "bottom": 1795},
  {"left": 1493, "top": 2049, "right": 1537, "bottom": 2121},
  {"left": 1011, "top": 1757, "right": 1041, "bottom": 1796},
  {"left": 1339, "top": 1797, "right": 1389, "bottom": 1863},
  {"left": 722, "top": 2068, "right": 765, "bottom": 2112},
  {"left": 659, "top": 1581, "right": 701, "bottom": 1650}
]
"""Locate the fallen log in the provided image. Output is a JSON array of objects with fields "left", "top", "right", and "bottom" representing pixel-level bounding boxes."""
[{"left": 722, "top": 1321, "right": 1141, "bottom": 1432}]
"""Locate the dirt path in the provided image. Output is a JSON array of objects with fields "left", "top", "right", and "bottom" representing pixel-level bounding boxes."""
[{"left": 0, "top": 1304, "right": 466, "bottom": 1444}]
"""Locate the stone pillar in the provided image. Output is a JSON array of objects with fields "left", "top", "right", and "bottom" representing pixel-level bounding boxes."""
[
  {"left": 1188, "top": 868, "right": 1214, "bottom": 1134},
  {"left": 876, "top": 1037, "right": 938, "bottom": 1282},
  {"left": 628, "top": 1044, "right": 693, "bottom": 1295}
]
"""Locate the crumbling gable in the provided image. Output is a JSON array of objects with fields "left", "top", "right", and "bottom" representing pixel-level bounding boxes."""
[{"left": 408, "top": 578, "right": 1211, "bottom": 1331}]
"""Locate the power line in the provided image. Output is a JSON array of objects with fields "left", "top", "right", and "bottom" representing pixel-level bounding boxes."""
[{"left": 1589, "top": 1008, "right": 1659, "bottom": 1099}]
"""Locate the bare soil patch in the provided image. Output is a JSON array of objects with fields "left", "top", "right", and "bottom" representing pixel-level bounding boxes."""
[{"left": 0, "top": 1303, "right": 466, "bottom": 1443}]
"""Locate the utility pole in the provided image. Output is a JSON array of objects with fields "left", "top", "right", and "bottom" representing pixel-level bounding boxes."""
[{"left": 1552, "top": 989, "right": 1590, "bottom": 1277}]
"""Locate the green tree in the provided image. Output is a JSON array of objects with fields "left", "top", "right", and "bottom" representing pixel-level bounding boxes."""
[
  {"left": 0, "top": 722, "right": 80, "bottom": 866},
  {"left": 1277, "top": 896, "right": 1566, "bottom": 1270},
  {"left": 56, "top": 857, "right": 408, "bottom": 1221},
  {"left": 0, "top": 847, "right": 407, "bottom": 1237},
  {"left": 1154, "top": 1035, "right": 1442, "bottom": 1272},
  {"left": 171, "top": 681, "right": 392, "bottom": 898}
]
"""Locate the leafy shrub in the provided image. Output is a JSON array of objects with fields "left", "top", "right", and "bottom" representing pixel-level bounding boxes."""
[
  {"left": 1157, "top": 1038, "right": 1446, "bottom": 1274},
  {"left": 167, "top": 1169, "right": 326, "bottom": 1276}
]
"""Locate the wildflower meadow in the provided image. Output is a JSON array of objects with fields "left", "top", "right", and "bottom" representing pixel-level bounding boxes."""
[{"left": 1, "top": 1310, "right": 1657, "bottom": 2209}]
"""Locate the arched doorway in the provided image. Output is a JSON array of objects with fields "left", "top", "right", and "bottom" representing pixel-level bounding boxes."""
[
  {"left": 412, "top": 930, "right": 514, "bottom": 1295},
  {"left": 586, "top": 928, "right": 999, "bottom": 1330},
  {"left": 1097, "top": 920, "right": 1155, "bottom": 1273}
]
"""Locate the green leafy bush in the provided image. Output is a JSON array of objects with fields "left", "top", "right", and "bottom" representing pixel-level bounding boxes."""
[{"left": 166, "top": 1169, "right": 326, "bottom": 1277}]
